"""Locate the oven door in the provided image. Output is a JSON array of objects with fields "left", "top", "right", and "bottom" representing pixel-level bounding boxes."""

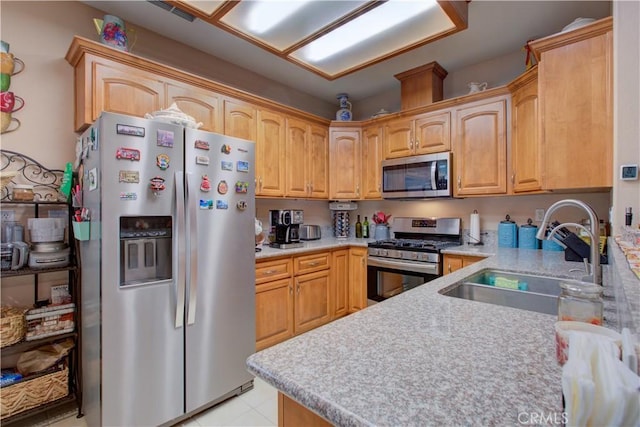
[{"left": 367, "top": 256, "right": 440, "bottom": 303}]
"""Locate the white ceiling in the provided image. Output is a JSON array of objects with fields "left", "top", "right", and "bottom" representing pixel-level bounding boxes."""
[{"left": 83, "top": 1, "right": 611, "bottom": 104}]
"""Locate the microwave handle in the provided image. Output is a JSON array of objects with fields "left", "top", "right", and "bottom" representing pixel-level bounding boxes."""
[{"left": 430, "top": 161, "right": 437, "bottom": 190}]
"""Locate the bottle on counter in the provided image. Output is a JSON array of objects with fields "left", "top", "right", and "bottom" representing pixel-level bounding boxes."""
[
  {"left": 558, "top": 281, "right": 604, "bottom": 325},
  {"left": 355, "top": 215, "right": 362, "bottom": 238},
  {"left": 362, "top": 216, "right": 369, "bottom": 238}
]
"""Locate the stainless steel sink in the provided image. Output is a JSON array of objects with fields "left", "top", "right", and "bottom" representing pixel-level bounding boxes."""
[
  {"left": 439, "top": 269, "right": 565, "bottom": 315},
  {"left": 460, "top": 269, "right": 563, "bottom": 297}
]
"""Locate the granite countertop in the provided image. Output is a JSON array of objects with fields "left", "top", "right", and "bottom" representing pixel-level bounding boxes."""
[
  {"left": 247, "top": 245, "right": 639, "bottom": 426},
  {"left": 256, "top": 237, "right": 372, "bottom": 259}
]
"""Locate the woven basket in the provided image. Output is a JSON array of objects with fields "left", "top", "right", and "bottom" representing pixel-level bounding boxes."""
[
  {"left": 1, "top": 306, "right": 26, "bottom": 348},
  {"left": 0, "top": 366, "right": 69, "bottom": 419}
]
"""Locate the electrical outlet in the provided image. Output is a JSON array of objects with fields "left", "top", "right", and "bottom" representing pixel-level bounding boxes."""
[
  {"left": 535, "top": 209, "right": 545, "bottom": 222},
  {"left": 1, "top": 209, "right": 15, "bottom": 222}
]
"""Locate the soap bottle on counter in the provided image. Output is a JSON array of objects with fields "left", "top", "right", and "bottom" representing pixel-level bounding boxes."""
[
  {"left": 355, "top": 215, "right": 362, "bottom": 238},
  {"left": 362, "top": 217, "right": 369, "bottom": 238}
]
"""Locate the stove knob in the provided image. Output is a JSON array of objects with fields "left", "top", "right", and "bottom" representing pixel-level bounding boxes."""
[{"left": 381, "top": 249, "right": 388, "bottom": 257}]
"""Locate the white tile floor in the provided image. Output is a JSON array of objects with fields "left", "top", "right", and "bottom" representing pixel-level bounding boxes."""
[{"left": 11, "top": 377, "right": 277, "bottom": 427}]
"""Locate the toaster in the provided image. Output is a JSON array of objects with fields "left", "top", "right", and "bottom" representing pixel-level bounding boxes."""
[{"left": 299, "top": 225, "right": 321, "bottom": 241}]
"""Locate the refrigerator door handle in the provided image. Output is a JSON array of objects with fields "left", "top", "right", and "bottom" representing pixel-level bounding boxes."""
[
  {"left": 175, "top": 171, "right": 186, "bottom": 329},
  {"left": 186, "top": 172, "right": 198, "bottom": 325}
]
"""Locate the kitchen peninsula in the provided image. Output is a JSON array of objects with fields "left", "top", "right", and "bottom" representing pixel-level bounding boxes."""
[{"left": 247, "top": 243, "right": 636, "bottom": 426}]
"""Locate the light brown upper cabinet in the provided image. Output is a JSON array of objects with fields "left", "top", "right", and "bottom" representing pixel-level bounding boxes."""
[
  {"left": 329, "top": 127, "right": 362, "bottom": 200},
  {"left": 362, "top": 124, "right": 384, "bottom": 199},
  {"left": 166, "top": 81, "right": 222, "bottom": 133},
  {"left": 256, "top": 109, "right": 286, "bottom": 197},
  {"left": 530, "top": 17, "right": 613, "bottom": 190},
  {"left": 87, "top": 57, "right": 164, "bottom": 127},
  {"left": 508, "top": 66, "right": 542, "bottom": 193},
  {"left": 453, "top": 95, "right": 508, "bottom": 196},
  {"left": 285, "top": 118, "right": 329, "bottom": 199},
  {"left": 223, "top": 98, "right": 256, "bottom": 141},
  {"left": 383, "top": 111, "right": 451, "bottom": 159}
]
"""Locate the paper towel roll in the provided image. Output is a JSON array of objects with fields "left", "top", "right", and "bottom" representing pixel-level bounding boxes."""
[{"left": 470, "top": 211, "right": 481, "bottom": 243}]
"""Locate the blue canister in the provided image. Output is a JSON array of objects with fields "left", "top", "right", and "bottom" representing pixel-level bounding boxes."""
[
  {"left": 542, "top": 237, "right": 564, "bottom": 251},
  {"left": 498, "top": 214, "right": 518, "bottom": 248},
  {"left": 518, "top": 218, "right": 539, "bottom": 249}
]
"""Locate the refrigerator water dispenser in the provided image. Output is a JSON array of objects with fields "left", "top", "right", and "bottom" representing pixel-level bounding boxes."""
[{"left": 119, "top": 216, "right": 172, "bottom": 286}]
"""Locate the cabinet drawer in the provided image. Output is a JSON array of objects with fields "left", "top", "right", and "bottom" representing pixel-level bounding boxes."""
[
  {"left": 255, "top": 258, "right": 292, "bottom": 284},
  {"left": 294, "top": 252, "right": 330, "bottom": 275}
]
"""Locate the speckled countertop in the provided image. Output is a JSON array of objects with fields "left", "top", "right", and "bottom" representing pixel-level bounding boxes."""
[
  {"left": 248, "top": 242, "right": 639, "bottom": 426},
  {"left": 255, "top": 237, "right": 372, "bottom": 259}
]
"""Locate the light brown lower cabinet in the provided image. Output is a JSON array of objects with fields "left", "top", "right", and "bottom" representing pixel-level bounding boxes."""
[
  {"left": 442, "top": 253, "right": 486, "bottom": 275},
  {"left": 279, "top": 393, "right": 331, "bottom": 427},
  {"left": 256, "top": 247, "right": 367, "bottom": 351}
]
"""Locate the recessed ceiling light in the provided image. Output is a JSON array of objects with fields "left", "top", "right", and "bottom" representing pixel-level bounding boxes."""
[
  {"left": 301, "top": 0, "right": 438, "bottom": 62},
  {"left": 246, "top": 0, "right": 312, "bottom": 34}
]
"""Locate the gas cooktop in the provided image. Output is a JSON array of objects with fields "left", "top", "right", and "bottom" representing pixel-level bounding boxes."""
[{"left": 368, "top": 239, "right": 460, "bottom": 252}]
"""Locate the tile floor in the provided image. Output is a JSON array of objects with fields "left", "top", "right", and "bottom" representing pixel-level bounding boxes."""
[{"left": 10, "top": 377, "right": 277, "bottom": 427}]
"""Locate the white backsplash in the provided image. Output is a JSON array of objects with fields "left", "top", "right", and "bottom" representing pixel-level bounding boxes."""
[{"left": 256, "top": 192, "right": 611, "bottom": 240}]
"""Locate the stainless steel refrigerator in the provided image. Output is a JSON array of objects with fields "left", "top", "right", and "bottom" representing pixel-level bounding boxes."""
[{"left": 78, "top": 112, "right": 255, "bottom": 426}]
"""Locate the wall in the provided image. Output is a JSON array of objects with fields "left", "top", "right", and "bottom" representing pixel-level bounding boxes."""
[
  {"left": 0, "top": 1, "right": 334, "bottom": 170},
  {"left": 612, "top": 1, "right": 640, "bottom": 231},
  {"left": 355, "top": 50, "right": 526, "bottom": 120},
  {"left": 257, "top": 192, "right": 611, "bottom": 241}
]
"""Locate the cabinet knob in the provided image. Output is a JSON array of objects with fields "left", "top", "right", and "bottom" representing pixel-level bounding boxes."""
[
  {"left": 356, "top": 184, "right": 360, "bottom": 196},
  {"left": 415, "top": 138, "right": 420, "bottom": 148},
  {"left": 259, "top": 177, "right": 263, "bottom": 191},
  {"left": 448, "top": 263, "right": 452, "bottom": 273},
  {"left": 289, "top": 285, "right": 293, "bottom": 295},
  {"left": 511, "top": 173, "right": 515, "bottom": 184},
  {"left": 457, "top": 176, "right": 461, "bottom": 189}
]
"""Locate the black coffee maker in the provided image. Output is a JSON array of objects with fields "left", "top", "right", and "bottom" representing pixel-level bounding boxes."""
[{"left": 270, "top": 210, "right": 303, "bottom": 248}]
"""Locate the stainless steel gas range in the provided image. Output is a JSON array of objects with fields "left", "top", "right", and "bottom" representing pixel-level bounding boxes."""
[{"left": 367, "top": 217, "right": 462, "bottom": 303}]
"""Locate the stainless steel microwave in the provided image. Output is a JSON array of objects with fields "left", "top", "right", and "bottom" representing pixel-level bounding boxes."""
[{"left": 381, "top": 152, "right": 452, "bottom": 199}]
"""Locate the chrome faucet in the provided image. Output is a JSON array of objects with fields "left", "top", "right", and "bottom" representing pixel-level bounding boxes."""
[{"left": 535, "top": 199, "right": 602, "bottom": 285}]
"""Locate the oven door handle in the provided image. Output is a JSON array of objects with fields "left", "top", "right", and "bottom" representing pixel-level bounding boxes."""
[{"left": 367, "top": 257, "right": 439, "bottom": 275}]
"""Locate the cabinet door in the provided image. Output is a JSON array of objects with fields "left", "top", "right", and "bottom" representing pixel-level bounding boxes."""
[
  {"left": 362, "top": 125, "right": 383, "bottom": 199},
  {"left": 256, "top": 109, "right": 286, "bottom": 197},
  {"left": 511, "top": 71, "right": 541, "bottom": 193},
  {"left": 166, "top": 81, "right": 222, "bottom": 133},
  {"left": 256, "top": 278, "right": 294, "bottom": 351},
  {"left": 285, "top": 118, "right": 309, "bottom": 198},
  {"left": 443, "top": 254, "right": 463, "bottom": 275},
  {"left": 331, "top": 250, "right": 349, "bottom": 319},
  {"left": 383, "top": 118, "right": 413, "bottom": 159},
  {"left": 348, "top": 247, "right": 367, "bottom": 312},
  {"left": 453, "top": 98, "right": 507, "bottom": 196},
  {"left": 414, "top": 111, "right": 451, "bottom": 154},
  {"left": 329, "top": 128, "right": 361, "bottom": 200},
  {"left": 94, "top": 60, "right": 163, "bottom": 121},
  {"left": 537, "top": 28, "right": 612, "bottom": 190},
  {"left": 294, "top": 270, "right": 331, "bottom": 335},
  {"left": 462, "top": 255, "right": 484, "bottom": 267},
  {"left": 308, "top": 124, "right": 329, "bottom": 199},
  {"left": 224, "top": 99, "right": 256, "bottom": 141}
]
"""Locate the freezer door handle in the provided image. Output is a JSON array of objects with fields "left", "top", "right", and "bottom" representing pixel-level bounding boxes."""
[
  {"left": 186, "top": 172, "right": 198, "bottom": 325},
  {"left": 175, "top": 171, "right": 186, "bottom": 329}
]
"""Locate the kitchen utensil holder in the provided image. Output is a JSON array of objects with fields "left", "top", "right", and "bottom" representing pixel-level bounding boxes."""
[{"left": 72, "top": 221, "right": 90, "bottom": 241}]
